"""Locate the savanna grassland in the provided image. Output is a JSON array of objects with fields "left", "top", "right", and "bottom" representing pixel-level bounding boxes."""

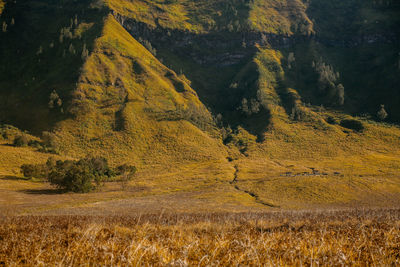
[{"left": 1, "top": 209, "right": 400, "bottom": 266}]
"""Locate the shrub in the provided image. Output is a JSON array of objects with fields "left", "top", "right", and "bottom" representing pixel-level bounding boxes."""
[
  {"left": 377, "top": 105, "right": 388, "bottom": 121},
  {"left": 20, "top": 157, "right": 136, "bottom": 193},
  {"left": 115, "top": 164, "right": 137, "bottom": 187},
  {"left": 48, "top": 157, "right": 114, "bottom": 193},
  {"left": 41, "top": 131, "right": 59, "bottom": 154},
  {"left": 326, "top": 116, "right": 338, "bottom": 125},
  {"left": 13, "top": 135, "right": 29, "bottom": 147},
  {"left": 21, "top": 164, "right": 47, "bottom": 179},
  {"left": 340, "top": 119, "right": 364, "bottom": 132}
]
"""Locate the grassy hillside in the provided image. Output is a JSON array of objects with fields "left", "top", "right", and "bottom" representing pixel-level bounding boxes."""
[
  {"left": 50, "top": 15, "right": 228, "bottom": 168},
  {"left": 106, "top": 0, "right": 250, "bottom": 33},
  {"left": 107, "top": 0, "right": 313, "bottom": 34},
  {"left": 249, "top": 0, "right": 313, "bottom": 35},
  {"left": 0, "top": 0, "right": 399, "bottom": 211},
  {"left": 0, "top": 0, "right": 107, "bottom": 132}
]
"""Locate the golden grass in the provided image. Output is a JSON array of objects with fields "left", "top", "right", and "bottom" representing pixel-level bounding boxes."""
[
  {"left": 1, "top": 209, "right": 399, "bottom": 265},
  {"left": 106, "top": 0, "right": 314, "bottom": 34},
  {"left": 249, "top": 0, "right": 313, "bottom": 35}
]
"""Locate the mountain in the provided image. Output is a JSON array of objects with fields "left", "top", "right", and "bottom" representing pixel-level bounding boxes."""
[{"left": 0, "top": 0, "right": 400, "bottom": 208}]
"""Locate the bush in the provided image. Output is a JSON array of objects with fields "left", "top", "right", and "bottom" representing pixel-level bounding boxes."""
[
  {"left": 326, "top": 116, "right": 338, "bottom": 125},
  {"left": 115, "top": 164, "right": 137, "bottom": 187},
  {"left": 20, "top": 157, "right": 137, "bottom": 193},
  {"left": 48, "top": 157, "right": 114, "bottom": 193},
  {"left": 13, "top": 135, "right": 29, "bottom": 147},
  {"left": 21, "top": 164, "right": 48, "bottom": 179},
  {"left": 340, "top": 119, "right": 364, "bottom": 132}
]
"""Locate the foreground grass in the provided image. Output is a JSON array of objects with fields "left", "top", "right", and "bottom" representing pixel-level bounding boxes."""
[{"left": 0, "top": 209, "right": 399, "bottom": 265}]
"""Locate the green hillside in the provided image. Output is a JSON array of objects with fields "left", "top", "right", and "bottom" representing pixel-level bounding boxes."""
[{"left": 0, "top": 0, "right": 400, "bottom": 209}]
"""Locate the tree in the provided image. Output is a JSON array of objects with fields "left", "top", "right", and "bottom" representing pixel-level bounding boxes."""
[
  {"left": 81, "top": 43, "right": 89, "bottom": 59},
  {"left": 336, "top": 84, "right": 345, "bottom": 106},
  {"left": 69, "top": 43, "right": 76, "bottom": 54},
  {"left": 36, "top": 46, "right": 43, "bottom": 55},
  {"left": 377, "top": 104, "right": 388, "bottom": 121},
  {"left": 116, "top": 164, "right": 137, "bottom": 188},
  {"left": 13, "top": 135, "right": 29, "bottom": 147},
  {"left": 250, "top": 98, "right": 260, "bottom": 114},
  {"left": 48, "top": 90, "right": 62, "bottom": 109},
  {"left": 288, "top": 52, "right": 295, "bottom": 69},
  {"left": 48, "top": 157, "right": 114, "bottom": 193},
  {"left": 240, "top": 98, "right": 249, "bottom": 115},
  {"left": 21, "top": 164, "right": 47, "bottom": 179},
  {"left": 20, "top": 157, "right": 137, "bottom": 193}
]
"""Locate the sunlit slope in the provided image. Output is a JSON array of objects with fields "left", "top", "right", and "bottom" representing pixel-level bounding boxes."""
[
  {"left": 227, "top": 46, "right": 400, "bottom": 208},
  {"left": 51, "top": 15, "right": 227, "bottom": 166},
  {"left": 106, "top": 0, "right": 313, "bottom": 34}
]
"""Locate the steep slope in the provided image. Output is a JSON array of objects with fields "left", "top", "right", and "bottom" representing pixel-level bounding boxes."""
[
  {"left": 0, "top": 0, "right": 107, "bottom": 132},
  {"left": 51, "top": 15, "right": 227, "bottom": 166},
  {"left": 0, "top": 0, "right": 227, "bottom": 165},
  {"left": 111, "top": 0, "right": 400, "bottom": 124}
]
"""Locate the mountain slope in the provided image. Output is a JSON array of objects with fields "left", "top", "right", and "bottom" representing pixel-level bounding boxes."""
[
  {"left": 0, "top": 0, "right": 400, "bottom": 209},
  {"left": 51, "top": 15, "right": 227, "bottom": 166}
]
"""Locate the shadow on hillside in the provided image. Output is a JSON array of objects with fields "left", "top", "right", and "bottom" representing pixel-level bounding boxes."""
[
  {"left": 19, "top": 189, "right": 65, "bottom": 195},
  {"left": 1, "top": 175, "right": 30, "bottom": 181},
  {"left": 0, "top": 0, "right": 109, "bottom": 135}
]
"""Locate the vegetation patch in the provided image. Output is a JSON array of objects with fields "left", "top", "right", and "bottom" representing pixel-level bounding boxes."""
[
  {"left": 340, "top": 119, "right": 365, "bottom": 132},
  {"left": 21, "top": 157, "right": 136, "bottom": 193}
]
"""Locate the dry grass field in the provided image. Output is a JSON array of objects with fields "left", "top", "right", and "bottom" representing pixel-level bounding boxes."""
[{"left": 0, "top": 209, "right": 399, "bottom": 266}]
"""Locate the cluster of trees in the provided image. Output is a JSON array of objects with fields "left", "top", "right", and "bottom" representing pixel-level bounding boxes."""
[
  {"left": 138, "top": 37, "right": 157, "bottom": 56},
  {"left": 313, "top": 61, "right": 345, "bottom": 106},
  {"left": 59, "top": 15, "right": 79, "bottom": 43},
  {"left": 12, "top": 132, "right": 59, "bottom": 154},
  {"left": 239, "top": 98, "right": 260, "bottom": 116},
  {"left": 21, "top": 157, "right": 136, "bottom": 193},
  {"left": 48, "top": 90, "right": 63, "bottom": 111},
  {"left": 36, "top": 14, "right": 88, "bottom": 59}
]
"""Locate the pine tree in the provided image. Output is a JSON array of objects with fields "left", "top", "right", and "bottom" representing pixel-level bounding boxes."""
[
  {"left": 336, "top": 84, "right": 345, "bottom": 106},
  {"left": 36, "top": 46, "right": 43, "bottom": 55},
  {"left": 69, "top": 43, "right": 75, "bottom": 54},
  {"left": 377, "top": 104, "right": 388, "bottom": 121},
  {"left": 288, "top": 52, "right": 295, "bottom": 69},
  {"left": 81, "top": 43, "right": 89, "bottom": 59}
]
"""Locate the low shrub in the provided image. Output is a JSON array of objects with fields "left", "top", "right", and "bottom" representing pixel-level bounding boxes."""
[
  {"left": 13, "top": 135, "right": 29, "bottom": 147},
  {"left": 340, "top": 119, "right": 364, "bottom": 132},
  {"left": 20, "top": 157, "right": 137, "bottom": 193},
  {"left": 21, "top": 164, "right": 48, "bottom": 179},
  {"left": 326, "top": 116, "right": 338, "bottom": 125}
]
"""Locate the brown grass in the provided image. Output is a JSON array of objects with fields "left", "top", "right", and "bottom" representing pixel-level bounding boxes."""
[{"left": 0, "top": 209, "right": 399, "bottom": 265}]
